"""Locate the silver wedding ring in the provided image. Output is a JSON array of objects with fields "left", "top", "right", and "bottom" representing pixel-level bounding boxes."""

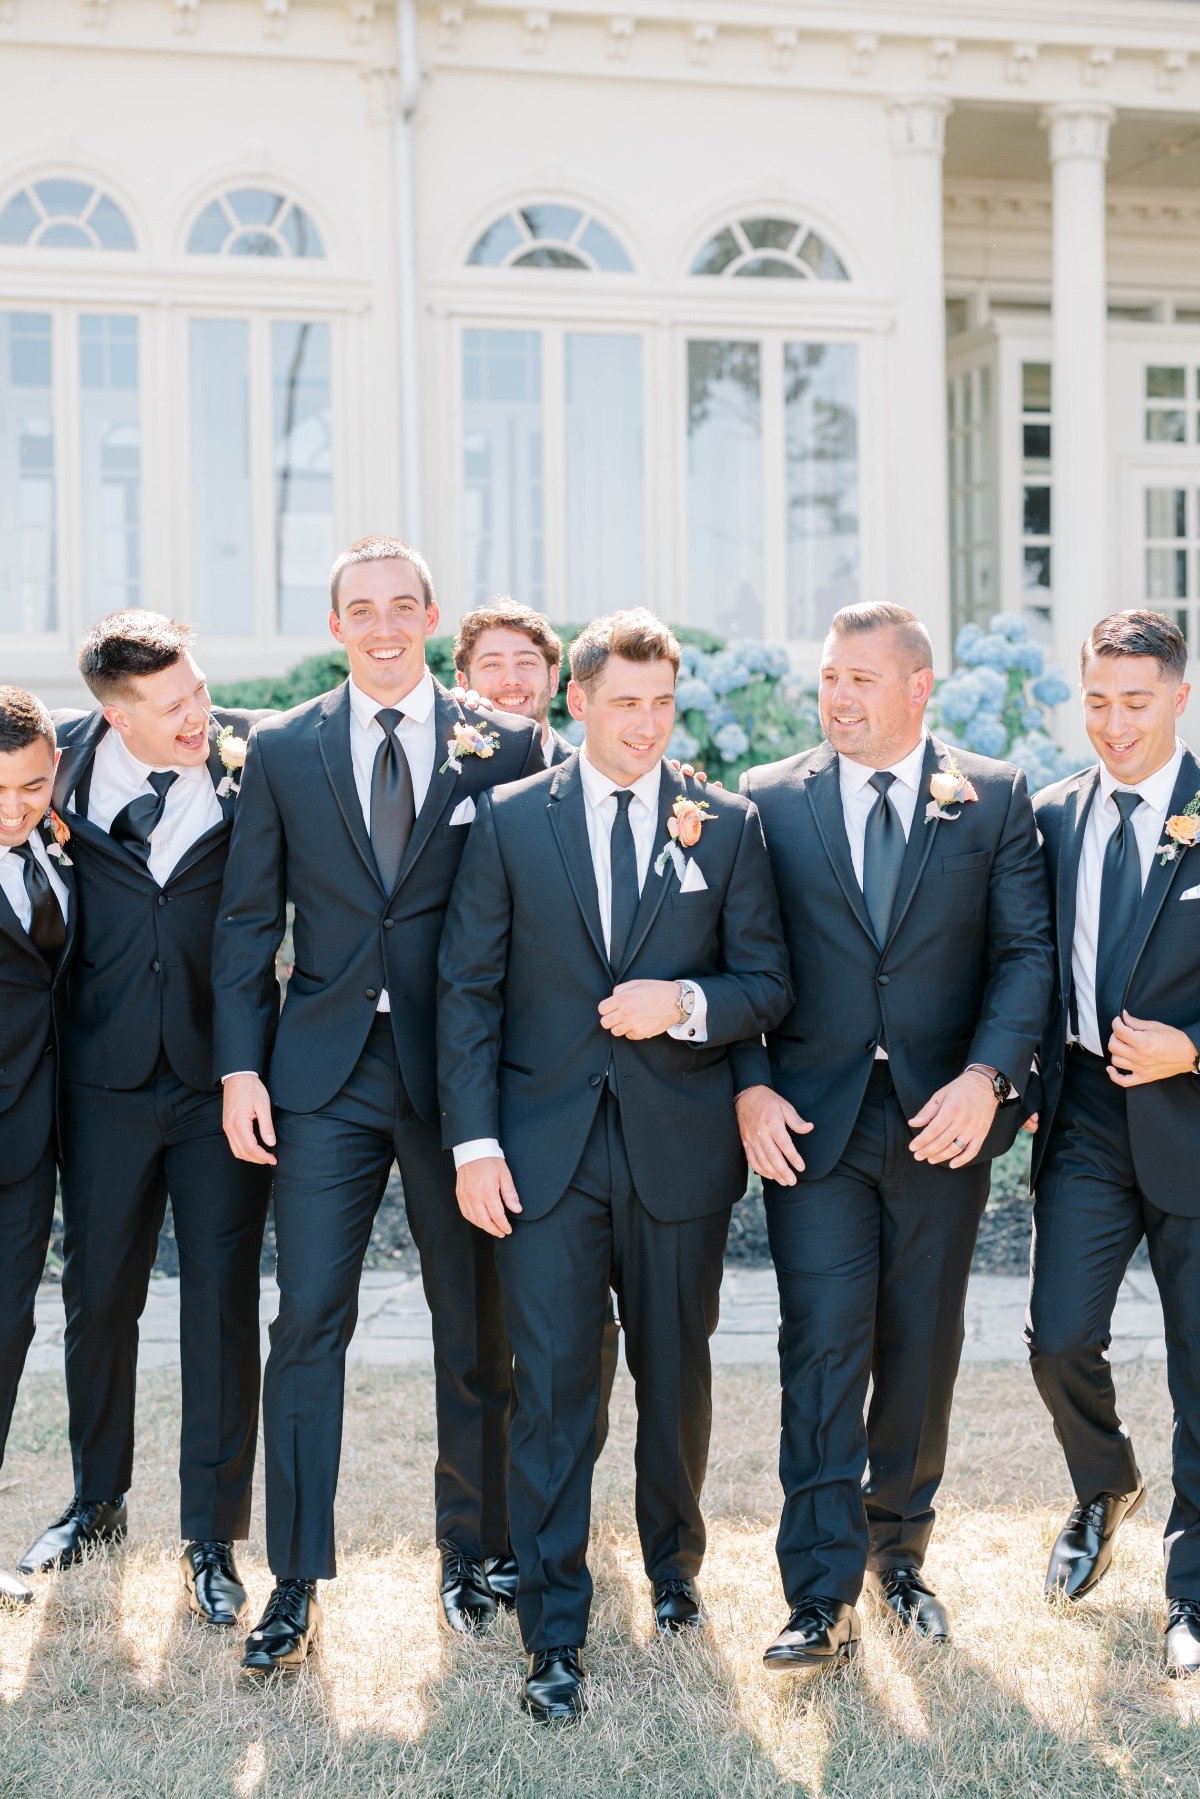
[{"left": 952, "top": 1136, "right": 967, "bottom": 1150}]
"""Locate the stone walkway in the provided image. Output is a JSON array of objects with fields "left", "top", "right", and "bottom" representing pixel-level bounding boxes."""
[{"left": 25, "top": 1267, "right": 1166, "bottom": 1374}]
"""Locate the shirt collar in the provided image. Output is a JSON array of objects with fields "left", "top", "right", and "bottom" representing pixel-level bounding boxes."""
[
  {"left": 838, "top": 734, "right": 928, "bottom": 798},
  {"left": 1097, "top": 739, "right": 1185, "bottom": 817},
  {"left": 578, "top": 747, "right": 662, "bottom": 815},
  {"left": 348, "top": 668, "right": 435, "bottom": 733},
  {"left": 108, "top": 724, "right": 206, "bottom": 785}
]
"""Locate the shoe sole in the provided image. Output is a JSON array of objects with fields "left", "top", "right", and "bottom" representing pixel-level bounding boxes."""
[
  {"left": 17, "top": 1526, "right": 128, "bottom": 1577},
  {"left": 1045, "top": 1489, "right": 1147, "bottom": 1602},
  {"left": 764, "top": 1639, "right": 860, "bottom": 1672},
  {"left": 241, "top": 1633, "right": 319, "bottom": 1677},
  {"left": 520, "top": 1697, "right": 587, "bottom": 1723}
]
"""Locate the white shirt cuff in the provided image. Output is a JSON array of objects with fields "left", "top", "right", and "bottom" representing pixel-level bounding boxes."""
[
  {"left": 221, "top": 1071, "right": 257, "bottom": 1082},
  {"left": 453, "top": 1138, "right": 503, "bottom": 1168},
  {"left": 667, "top": 980, "right": 708, "bottom": 1044}
]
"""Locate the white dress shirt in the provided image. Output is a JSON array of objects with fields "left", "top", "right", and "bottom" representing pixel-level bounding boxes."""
[
  {"left": 454, "top": 749, "right": 708, "bottom": 1168},
  {"left": 0, "top": 826, "right": 69, "bottom": 935},
  {"left": 81, "top": 726, "right": 223, "bottom": 887},
  {"left": 1072, "top": 741, "right": 1185, "bottom": 1056},
  {"left": 838, "top": 736, "right": 927, "bottom": 1060}
]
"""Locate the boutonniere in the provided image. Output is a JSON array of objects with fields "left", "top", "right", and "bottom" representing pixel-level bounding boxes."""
[
  {"left": 42, "top": 808, "right": 72, "bottom": 866},
  {"left": 654, "top": 795, "right": 714, "bottom": 879},
  {"left": 439, "top": 721, "right": 499, "bottom": 775},
  {"left": 925, "top": 754, "right": 979, "bottom": 824},
  {"left": 1157, "top": 791, "right": 1200, "bottom": 864},
  {"left": 214, "top": 722, "right": 248, "bottom": 798}
]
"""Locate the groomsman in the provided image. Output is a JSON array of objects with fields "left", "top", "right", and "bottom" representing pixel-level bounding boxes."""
[
  {"left": 736, "top": 603, "right": 1052, "bottom": 1667},
  {"left": 438, "top": 608, "right": 793, "bottom": 1720},
  {"left": 214, "top": 536, "right": 541, "bottom": 1673},
  {"left": 1025, "top": 609, "right": 1200, "bottom": 1676},
  {"left": 19, "top": 614, "right": 270, "bottom": 1630},
  {"left": 0, "top": 689, "right": 73, "bottom": 1605}
]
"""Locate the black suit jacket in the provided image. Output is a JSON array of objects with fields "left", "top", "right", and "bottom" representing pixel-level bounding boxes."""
[
  {"left": 0, "top": 822, "right": 76, "bottom": 1183},
  {"left": 437, "top": 757, "right": 794, "bottom": 1222},
  {"left": 735, "top": 736, "right": 1054, "bottom": 1181},
  {"left": 212, "top": 678, "right": 541, "bottom": 1122},
  {"left": 1031, "top": 749, "right": 1200, "bottom": 1213},
  {"left": 52, "top": 709, "right": 265, "bottom": 1092}
]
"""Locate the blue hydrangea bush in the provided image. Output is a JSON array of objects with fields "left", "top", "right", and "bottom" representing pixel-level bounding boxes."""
[{"left": 931, "top": 614, "right": 1077, "bottom": 790}]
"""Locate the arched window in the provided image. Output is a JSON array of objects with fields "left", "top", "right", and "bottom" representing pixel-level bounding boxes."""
[
  {"left": 468, "top": 205, "right": 633, "bottom": 272},
  {"left": 186, "top": 188, "right": 325, "bottom": 259},
  {"left": 0, "top": 179, "right": 136, "bottom": 251},
  {"left": 690, "top": 216, "right": 848, "bottom": 281}
]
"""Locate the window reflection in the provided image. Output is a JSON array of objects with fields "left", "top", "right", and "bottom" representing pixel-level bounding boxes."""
[
  {"left": 274, "top": 320, "right": 333, "bottom": 635},
  {"left": 463, "top": 329, "right": 544, "bottom": 606},
  {"left": 785, "top": 343, "right": 859, "bottom": 639},
  {"left": 190, "top": 319, "right": 253, "bottom": 635},
  {"left": 0, "top": 312, "right": 57, "bottom": 633},
  {"left": 80, "top": 315, "right": 142, "bottom": 623},
  {"left": 686, "top": 340, "right": 764, "bottom": 636},
  {"left": 564, "top": 333, "right": 644, "bottom": 619}
]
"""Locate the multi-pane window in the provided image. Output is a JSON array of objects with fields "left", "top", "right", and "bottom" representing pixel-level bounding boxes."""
[
  {"left": 468, "top": 207, "right": 633, "bottom": 272},
  {"left": 690, "top": 217, "right": 849, "bottom": 281},
  {"left": 947, "top": 363, "right": 994, "bottom": 635},
  {"left": 80, "top": 315, "right": 142, "bottom": 621},
  {"left": 0, "top": 180, "right": 136, "bottom": 251},
  {"left": 187, "top": 189, "right": 325, "bottom": 260},
  {"left": 0, "top": 313, "right": 57, "bottom": 632},
  {"left": 1144, "top": 366, "right": 1195, "bottom": 444},
  {"left": 1020, "top": 362, "right": 1052, "bottom": 609},
  {"left": 1144, "top": 486, "right": 1200, "bottom": 650}
]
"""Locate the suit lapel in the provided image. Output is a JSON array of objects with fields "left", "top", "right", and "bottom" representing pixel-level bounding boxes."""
[
  {"left": 206, "top": 714, "right": 240, "bottom": 824},
  {"left": 1057, "top": 769, "right": 1098, "bottom": 997},
  {"left": 1124, "top": 749, "right": 1200, "bottom": 997},
  {"left": 803, "top": 741, "right": 876, "bottom": 947},
  {"left": 316, "top": 682, "right": 384, "bottom": 892},
  {"left": 882, "top": 737, "right": 943, "bottom": 951},
  {"left": 547, "top": 757, "right": 610, "bottom": 972},
  {"left": 0, "top": 878, "right": 38, "bottom": 965},
  {"left": 54, "top": 711, "right": 109, "bottom": 819},
  {"left": 615, "top": 761, "right": 682, "bottom": 979},
  {"left": 392, "top": 684, "right": 463, "bottom": 894}
]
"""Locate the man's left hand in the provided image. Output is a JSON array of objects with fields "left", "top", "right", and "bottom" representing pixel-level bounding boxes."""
[
  {"left": 1108, "top": 1013, "right": 1198, "bottom": 1087},
  {"left": 909, "top": 1069, "right": 998, "bottom": 1167},
  {"left": 599, "top": 980, "right": 683, "bottom": 1040}
]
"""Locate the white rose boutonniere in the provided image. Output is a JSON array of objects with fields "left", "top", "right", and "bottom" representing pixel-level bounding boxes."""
[
  {"left": 214, "top": 722, "right": 248, "bottom": 797},
  {"left": 925, "top": 754, "right": 979, "bottom": 825},
  {"left": 1157, "top": 791, "right": 1200, "bottom": 865},
  {"left": 440, "top": 720, "right": 499, "bottom": 776}
]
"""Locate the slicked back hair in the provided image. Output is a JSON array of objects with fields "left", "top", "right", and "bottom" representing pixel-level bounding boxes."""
[
  {"left": 827, "top": 602, "right": 934, "bottom": 674},
  {"left": 0, "top": 685, "right": 55, "bottom": 756},
  {"left": 568, "top": 608, "right": 681, "bottom": 696},
  {"left": 78, "top": 611, "right": 195, "bottom": 704},
  {"left": 329, "top": 535, "right": 435, "bottom": 613},
  {"left": 1081, "top": 609, "right": 1188, "bottom": 682},
  {"left": 454, "top": 598, "right": 563, "bottom": 680}
]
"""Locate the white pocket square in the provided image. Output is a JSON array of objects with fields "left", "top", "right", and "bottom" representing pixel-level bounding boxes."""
[
  {"left": 678, "top": 858, "right": 708, "bottom": 894},
  {"left": 1181, "top": 883, "right": 1200, "bottom": 901},
  {"left": 448, "top": 797, "right": 476, "bottom": 827}
]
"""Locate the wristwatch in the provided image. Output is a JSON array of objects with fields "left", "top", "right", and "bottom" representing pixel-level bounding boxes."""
[
  {"left": 676, "top": 981, "right": 696, "bottom": 1024},
  {"left": 966, "top": 1062, "right": 1013, "bottom": 1104}
]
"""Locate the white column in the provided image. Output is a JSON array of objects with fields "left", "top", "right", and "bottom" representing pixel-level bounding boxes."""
[
  {"left": 886, "top": 96, "right": 952, "bottom": 671},
  {"left": 394, "top": 0, "right": 423, "bottom": 543},
  {"left": 1043, "top": 101, "right": 1113, "bottom": 741}
]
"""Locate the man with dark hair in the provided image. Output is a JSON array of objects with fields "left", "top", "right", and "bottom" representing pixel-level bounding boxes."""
[
  {"left": 0, "top": 688, "right": 73, "bottom": 1604},
  {"left": 438, "top": 608, "right": 793, "bottom": 1720},
  {"left": 737, "top": 602, "right": 1053, "bottom": 1667},
  {"left": 18, "top": 614, "right": 271, "bottom": 1633},
  {"left": 1025, "top": 608, "right": 1200, "bottom": 1676},
  {"left": 454, "top": 599, "right": 571, "bottom": 766},
  {"left": 214, "top": 536, "right": 542, "bottom": 1673}
]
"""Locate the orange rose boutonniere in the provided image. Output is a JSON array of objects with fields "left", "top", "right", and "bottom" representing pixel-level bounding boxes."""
[
  {"left": 1158, "top": 791, "right": 1200, "bottom": 865},
  {"left": 43, "top": 808, "right": 72, "bottom": 866},
  {"left": 654, "top": 795, "right": 714, "bottom": 879},
  {"left": 925, "top": 754, "right": 979, "bottom": 825}
]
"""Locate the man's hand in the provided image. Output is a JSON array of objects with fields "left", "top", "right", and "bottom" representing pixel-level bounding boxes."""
[
  {"left": 456, "top": 1156, "right": 522, "bottom": 1237},
  {"left": 909, "top": 1069, "right": 998, "bottom": 1168},
  {"left": 1108, "top": 1013, "right": 1199, "bottom": 1088},
  {"left": 735, "top": 1084, "right": 813, "bottom": 1187},
  {"left": 599, "top": 980, "right": 684, "bottom": 1040},
  {"left": 1023, "top": 1113, "right": 1039, "bottom": 1134},
  {"left": 669, "top": 760, "right": 723, "bottom": 790},
  {"left": 450, "top": 685, "right": 494, "bottom": 711},
  {"left": 222, "top": 1073, "right": 278, "bottom": 1166}
]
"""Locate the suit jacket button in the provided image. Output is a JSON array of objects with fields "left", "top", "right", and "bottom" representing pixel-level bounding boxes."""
[
  {"left": 877, "top": 974, "right": 890, "bottom": 986},
  {"left": 589, "top": 1073, "right": 604, "bottom": 1087},
  {"left": 865, "top": 1040, "right": 876, "bottom": 1052},
  {"left": 151, "top": 960, "right": 160, "bottom": 973},
  {"left": 383, "top": 919, "right": 395, "bottom": 930},
  {"left": 365, "top": 989, "right": 378, "bottom": 1001},
  {"left": 157, "top": 894, "right": 167, "bottom": 907}
]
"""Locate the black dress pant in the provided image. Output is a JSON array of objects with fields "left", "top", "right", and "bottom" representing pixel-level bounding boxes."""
[
  {"left": 765, "top": 1061, "right": 989, "bottom": 1607},
  {"left": 264, "top": 1017, "right": 511, "bottom": 1579},
  {"left": 0, "top": 1137, "right": 57, "bottom": 1473},
  {"left": 60, "top": 1062, "right": 269, "bottom": 1539},
  {"left": 496, "top": 1090, "right": 730, "bottom": 1651},
  {"left": 1027, "top": 1049, "right": 1200, "bottom": 1596}
]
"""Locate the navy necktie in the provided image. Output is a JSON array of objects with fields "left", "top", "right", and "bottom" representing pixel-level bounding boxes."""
[
  {"left": 110, "top": 769, "right": 177, "bottom": 866},
  {"left": 608, "top": 790, "right": 638, "bottom": 969},
  {"left": 12, "top": 840, "right": 66, "bottom": 968},
  {"left": 862, "top": 770, "right": 904, "bottom": 946},
  {"left": 370, "top": 709, "right": 416, "bottom": 892},
  {"left": 1095, "top": 789, "right": 1144, "bottom": 1048}
]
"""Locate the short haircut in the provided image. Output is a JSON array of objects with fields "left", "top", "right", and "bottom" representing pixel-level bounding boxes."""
[
  {"left": 454, "top": 598, "right": 563, "bottom": 680},
  {"left": 827, "top": 602, "right": 934, "bottom": 674},
  {"left": 0, "top": 685, "right": 56, "bottom": 757},
  {"left": 78, "top": 610, "right": 195, "bottom": 704},
  {"left": 329, "top": 535, "right": 435, "bottom": 613},
  {"left": 1080, "top": 609, "right": 1188, "bottom": 682},
  {"left": 569, "top": 608, "right": 681, "bottom": 695}
]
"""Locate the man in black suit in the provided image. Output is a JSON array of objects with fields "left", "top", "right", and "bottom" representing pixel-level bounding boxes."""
[
  {"left": 1025, "top": 609, "right": 1200, "bottom": 1676},
  {"left": 0, "top": 688, "right": 74, "bottom": 1605},
  {"left": 438, "top": 608, "right": 793, "bottom": 1721},
  {"left": 213, "top": 536, "right": 542, "bottom": 1673},
  {"left": 18, "top": 615, "right": 270, "bottom": 1631},
  {"left": 736, "top": 603, "right": 1053, "bottom": 1669}
]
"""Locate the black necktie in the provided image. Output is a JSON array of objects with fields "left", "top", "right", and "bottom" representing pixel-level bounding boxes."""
[
  {"left": 12, "top": 840, "right": 66, "bottom": 968},
  {"left": 109, "top": 769, "right": 178, "bottom": 865},
  {"left": 862, "top": 770, "right": 904, "bottom": 947},
  {"left": 608, "top": 790, "right": 639, "bottom": 969},
  {"left": 370, "top": 709, "right": 416, "bottom": 892},
  {"left": 1095, "top": 789, "right": 1144, "bottom": 1048}
]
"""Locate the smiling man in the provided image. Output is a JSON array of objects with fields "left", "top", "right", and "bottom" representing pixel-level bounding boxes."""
[
  {"left": 1025, "top": 610, "right": 1200, "bottom": 1677},
  {"left": 212, "top": 536, "right": 541, "bottom": 1673},
  {"left": 18, "top": 615, "right": 271, "bottom": 1631},
  {"left": 454, "top": 598, "right": 569, "bottom": 765}
]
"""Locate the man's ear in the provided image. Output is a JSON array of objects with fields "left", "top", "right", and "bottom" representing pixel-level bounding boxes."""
[
  {"left": 566, "top": 678, "right": 586, "bottom": 723},
  {"left": 102, "top": 703, "right": 130, "bottom": 737}
]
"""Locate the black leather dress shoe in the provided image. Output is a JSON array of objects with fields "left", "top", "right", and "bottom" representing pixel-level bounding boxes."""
[
  {"left": 484, "top": 1551, "right": 519, "bottom": 1609},
  {"left": 180, "top": 1540, "right": 247, "bottom": 1627},
  {"left": 763, "top": 1597, "right": 861, "bottom": 1670},
  {"left": 521, "top": 1646, "right": 587, "bottom": 1722},
  {"left": 1166, "top": 1599, "right": 1200, "bottom": 1677},
  {"left": 241, "top": 1579, "right": 321, "bottom": 1675},
  {"left": 652, "top": 1577, "right": 705, "bottom": 1633},
  {"left": 866, "top": 1567, "right": 951, "bottom": 1642},
  {"left": 438, "top": 1540, "right": 498, "bottom": 1633},
  {"left": 1044, "top": 1485, "right": 1146, "bottom": 1600},
  {"left": 18, "top": 1496, "right": 128, "bottom": 1575},
  {"left": 0, "top": 1567, "right": 33, "bottom": 1606}
]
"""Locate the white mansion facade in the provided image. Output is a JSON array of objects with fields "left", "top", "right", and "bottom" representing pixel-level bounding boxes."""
[{"left": 4, "top": 0, "right": 1200, "bottom": 734}]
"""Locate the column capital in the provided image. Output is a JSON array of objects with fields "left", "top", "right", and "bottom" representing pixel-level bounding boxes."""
[
  {"left": 1041, "top": 101, "right": 1115, "bottom": 164},
  {"left": 886, "top": 94, "right": 952, "bottom": 155}
]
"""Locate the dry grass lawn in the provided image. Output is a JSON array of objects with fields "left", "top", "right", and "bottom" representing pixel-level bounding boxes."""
[{"left": 0, "top": 1356, "right": 1196, "bottom": 1798}]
